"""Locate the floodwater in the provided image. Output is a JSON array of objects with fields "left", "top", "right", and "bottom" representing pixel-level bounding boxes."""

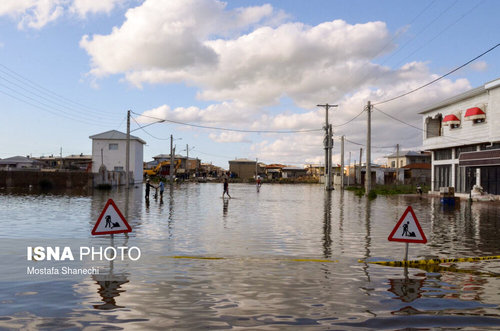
[{"left": 1, "top": 183, "right": 500, "bottom": 330}]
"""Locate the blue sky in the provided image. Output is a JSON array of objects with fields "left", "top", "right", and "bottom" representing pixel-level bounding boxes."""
[{"left": 0, "top": 0, "right": 499, "bottom": 168}]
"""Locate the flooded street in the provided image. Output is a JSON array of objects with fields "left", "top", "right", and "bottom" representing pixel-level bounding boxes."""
[{"left": 1, "top": 183, "right": 500, "bottom": 329}]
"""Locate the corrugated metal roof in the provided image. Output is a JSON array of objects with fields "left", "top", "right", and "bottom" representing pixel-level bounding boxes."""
[{"left": 89, "top": 130, "right": 146, "bottom": 144}]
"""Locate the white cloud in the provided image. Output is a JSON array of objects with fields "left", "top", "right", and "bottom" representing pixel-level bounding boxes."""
[
  {"left": 470, "top": 60, "right": 488, "bottom": 72},
  {"left": 208, "top": 132, "right": 250, "bottom": 143},
  {"left": 0, "top": 0, "right": 125, "bottom": 29},
  {"left": 81, "top": 0, "right": 473, "bottom": 165},
  {"left": 70, "top": 0, "right": 125, "bottom": 18}
]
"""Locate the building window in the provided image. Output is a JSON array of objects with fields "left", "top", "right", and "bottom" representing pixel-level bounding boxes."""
[
  {"left": 425, "top": 115, "right": 442, "bottom": 138},
  {"left": 400, "top": 160, "right": 403, "bottom": 167},
  {"left": 480, "top": 143, "right": 500, "bottom": 150},
  {"left": 114, "top": 166, "right": 124, "bottom": 171},
  {"left": 391, "top": 161, "right": 395, "bottom": 167},
  {"left": 435, "top": 165, "right": 451, "bottom": 188},
  {"left": 109, "top": 143, "right": 118, "bottom": 150},
  {"left": 456, "top": 145, "right": 477, "bottom": 158},
  {"left": 434, "top": 148, "right": 452, "bottom": 160}
]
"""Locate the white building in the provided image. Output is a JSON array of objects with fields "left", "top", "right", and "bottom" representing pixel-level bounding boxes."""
[
  {"left": 419, "top": 77, "right": 500, "bottom": 196},
  {"left": 90, "top": 130, "right": 146, "bottom": 184}
]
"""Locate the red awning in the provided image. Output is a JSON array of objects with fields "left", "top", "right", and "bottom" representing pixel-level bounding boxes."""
[
  {"left": 465, "top": 107, "right": 486, "bottom": 121},
  {"left": 442, "top": 114, "right": 460, "bottom": 126}
]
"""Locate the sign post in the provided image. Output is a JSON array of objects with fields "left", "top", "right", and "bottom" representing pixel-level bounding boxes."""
[
  {"left": 388, "top": 206, "right": 427, "bottom": 262},
  {"left": 92, "top": 199, "right": 132, "bottom": 236}
]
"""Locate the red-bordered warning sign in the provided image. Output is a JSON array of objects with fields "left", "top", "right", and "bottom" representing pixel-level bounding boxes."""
[
  {"left": 92, "top": 199, "right": 132, "bottom": 235},
  {"left": 388, "top": 206, "right": 427, "bottom": 243}
]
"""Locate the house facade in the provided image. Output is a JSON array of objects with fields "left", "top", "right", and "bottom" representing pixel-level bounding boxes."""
[
  {"left": 420, "top": 77, "right": 500, "bottom": 196},
  {"left": 228, "top": 158, "right": 257, "bottom": 179},
  {"left": 90, "top": 130, "right": 146, "bottom": 184},
  {"left": 385, "top": 151, "right": 431, "bottom": 168}
]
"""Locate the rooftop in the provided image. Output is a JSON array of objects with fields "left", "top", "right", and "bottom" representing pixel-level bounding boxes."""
[
  {"left": 418, "top": 77, "right": 500, "bottom": 114},
  {"left": 385, "top": 151, "right": 431, "bottom": 158},
  {"left": 89, "top": 130, "right": 146, "bottom": 144}
]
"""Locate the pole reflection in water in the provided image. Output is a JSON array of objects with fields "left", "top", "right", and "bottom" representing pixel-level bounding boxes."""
[
  {"left": 93, "top": 235, "right": 130, "bottom": 310},
  {"left": 363, "top": 198, "right": 372, "bottom": 282},
  {"left": 322, "top": 191, "right": 332, "bottom": 259},
  {"left": 168, "top": 184, "right": 174, "bottom": 239},
  {"left": 338, "top": 189, "right": 345, "bottom": 253},
  {"left": 388, "top": 266, "right": 425, "bottom": 305}
]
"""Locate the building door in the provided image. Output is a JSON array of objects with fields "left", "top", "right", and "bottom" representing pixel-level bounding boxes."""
[
  {"left": 434, "top": 165, "right": 451, "bottom": 189},
  {"left": 480, "top": 166, "right": 500, "bottom": 195}
]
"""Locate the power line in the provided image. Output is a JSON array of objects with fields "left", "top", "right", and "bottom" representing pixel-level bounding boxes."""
[
  {"left": 391, "top": 0, "right": 484, "bottom": 71},
  {"left": 130, "top": 116, "right": 170, "bottom": 140},
  {"left": 373, "top": 42, "right": 500, "bottom": 106},
  {"left": 131, "top": 111, "right": 323, "bottom": 134},
  {"left": 0, "top": 63, "right": 115, "bottom": 117},
  {"left": 332, "top": 108, "right": 365, "bottom": 127},
  {"left": 373, "top": 105, "right": 486, "bottom": 145}
]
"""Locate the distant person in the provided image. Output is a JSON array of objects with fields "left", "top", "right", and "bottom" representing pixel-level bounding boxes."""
[
  {"left": 159, "top": 181, "right": 165, "bottom": 199},
  {"left": 145, "top": 179, "right": 153, "bottom": 201},
  {"left": 256, "top": 177, "right": 262, "bottom": 187},
  {"left": 416, "top": 185, "right": 423, "bottom": 195},
  {"left": 222, "top": 178, "right": 231, "bottom": 199}
]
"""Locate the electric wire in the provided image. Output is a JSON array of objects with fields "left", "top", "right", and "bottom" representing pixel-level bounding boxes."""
[
  {"left": 391, "top": 0, "right": 484, "bottom": 71},
  {"left": 373, "top": 42, "right": 500, "bottom": 106},
  {"left": 131, "top": 116, "right": 171, "bottom": 140},
  {"left": 373, "top": 106, "right": 486, "bottom": 145},
  {"left": 131, "top": 111, "right": 323, "bottom": 134},
  {"left": 332, "top": 108, "right": 366, "bottom": 127},
  {"left": 0, "top": 63, "right": 116, "bottom": 117}
]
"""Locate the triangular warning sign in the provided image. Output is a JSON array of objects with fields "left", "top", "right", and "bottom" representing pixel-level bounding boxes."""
[
  {"left": 92, "top": 199, "right": 132, "bottom": 235},
  {"left": 388, "top": 206, "right": 427, "bottom": 243}
]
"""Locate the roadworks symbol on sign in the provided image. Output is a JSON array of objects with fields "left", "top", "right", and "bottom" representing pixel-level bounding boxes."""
[
  {"left": 388, "top": 206, "right": 427, "bottom": 244},
  {"left": 92, "top": 199, "right": 132, "bottom": 235}
]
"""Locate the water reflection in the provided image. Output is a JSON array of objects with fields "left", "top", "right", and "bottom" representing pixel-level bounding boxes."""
[
  {"left": 322, "top": 191, "right": 332, "bottom": 258},
  {"left": 223, "top": 198, "right": 229, "bottom": 218},
  {"left": 2, "top": 185, "right": 500, "bottom": 329},
  {"left": 92, "top": 273, "right": 129, "bottom": 310},
  {"left": 388, "top": 267, "right": 425, "bottom": 303}
]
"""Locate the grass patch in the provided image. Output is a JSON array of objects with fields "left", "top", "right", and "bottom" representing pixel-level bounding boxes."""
[{"left": 346, "top": 184, "right": 430, "bottom": 197}]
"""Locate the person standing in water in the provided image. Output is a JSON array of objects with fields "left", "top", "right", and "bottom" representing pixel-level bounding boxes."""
[
  {"left": 222, "top": 178, "right": 231, "bottom": 198},
  {"left": 145, "top": 179, "right": 153, "bottom": 201}
]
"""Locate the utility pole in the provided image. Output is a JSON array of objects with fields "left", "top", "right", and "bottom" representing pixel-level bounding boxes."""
[
  {"left": 126, "top": 110, "right": 131, "bottom": 187},
  {"left": 170, "top": 135, "right": 174, "bottom": 184},
  {"left": 348, "top": 151, "right": 351, "bottom": 186},
  {"left": 340, "top": 135, "right": 345, "bottom": 189},
  {"left": 317, "top": 103, "right": 338, "bottom": 190},
  {"left": 365, "top": 101, "right": 372, "bottom": 196},
  {"left": 59, "top": 147, "right": 63, "bottom": 170},
  {"left": 396, "top": 143, "right": 400, "bottom": 185},
  {"left": 358, "top": 148, "right": 362, "bottom": 185},
  {"left": 186, "top": 144, "right": 189, "bottom": 178},
  {"left": 255, "top": 158, "right": 258, "bottom": 179},
  {"left": 328, "top": 124, "right": 333, "bottom": 189}
]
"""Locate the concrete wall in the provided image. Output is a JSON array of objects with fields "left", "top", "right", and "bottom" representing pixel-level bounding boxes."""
[
  {"left": 0, "top": 170, "right": 92, "bottom": 189},
  {"left": 229, "top": 161, "right": 256, "bottom": 179}
]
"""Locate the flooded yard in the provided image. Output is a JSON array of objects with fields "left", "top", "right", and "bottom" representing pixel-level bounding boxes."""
[{"left": 1, "top": 183, "right": 500, "bottom": 329}]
